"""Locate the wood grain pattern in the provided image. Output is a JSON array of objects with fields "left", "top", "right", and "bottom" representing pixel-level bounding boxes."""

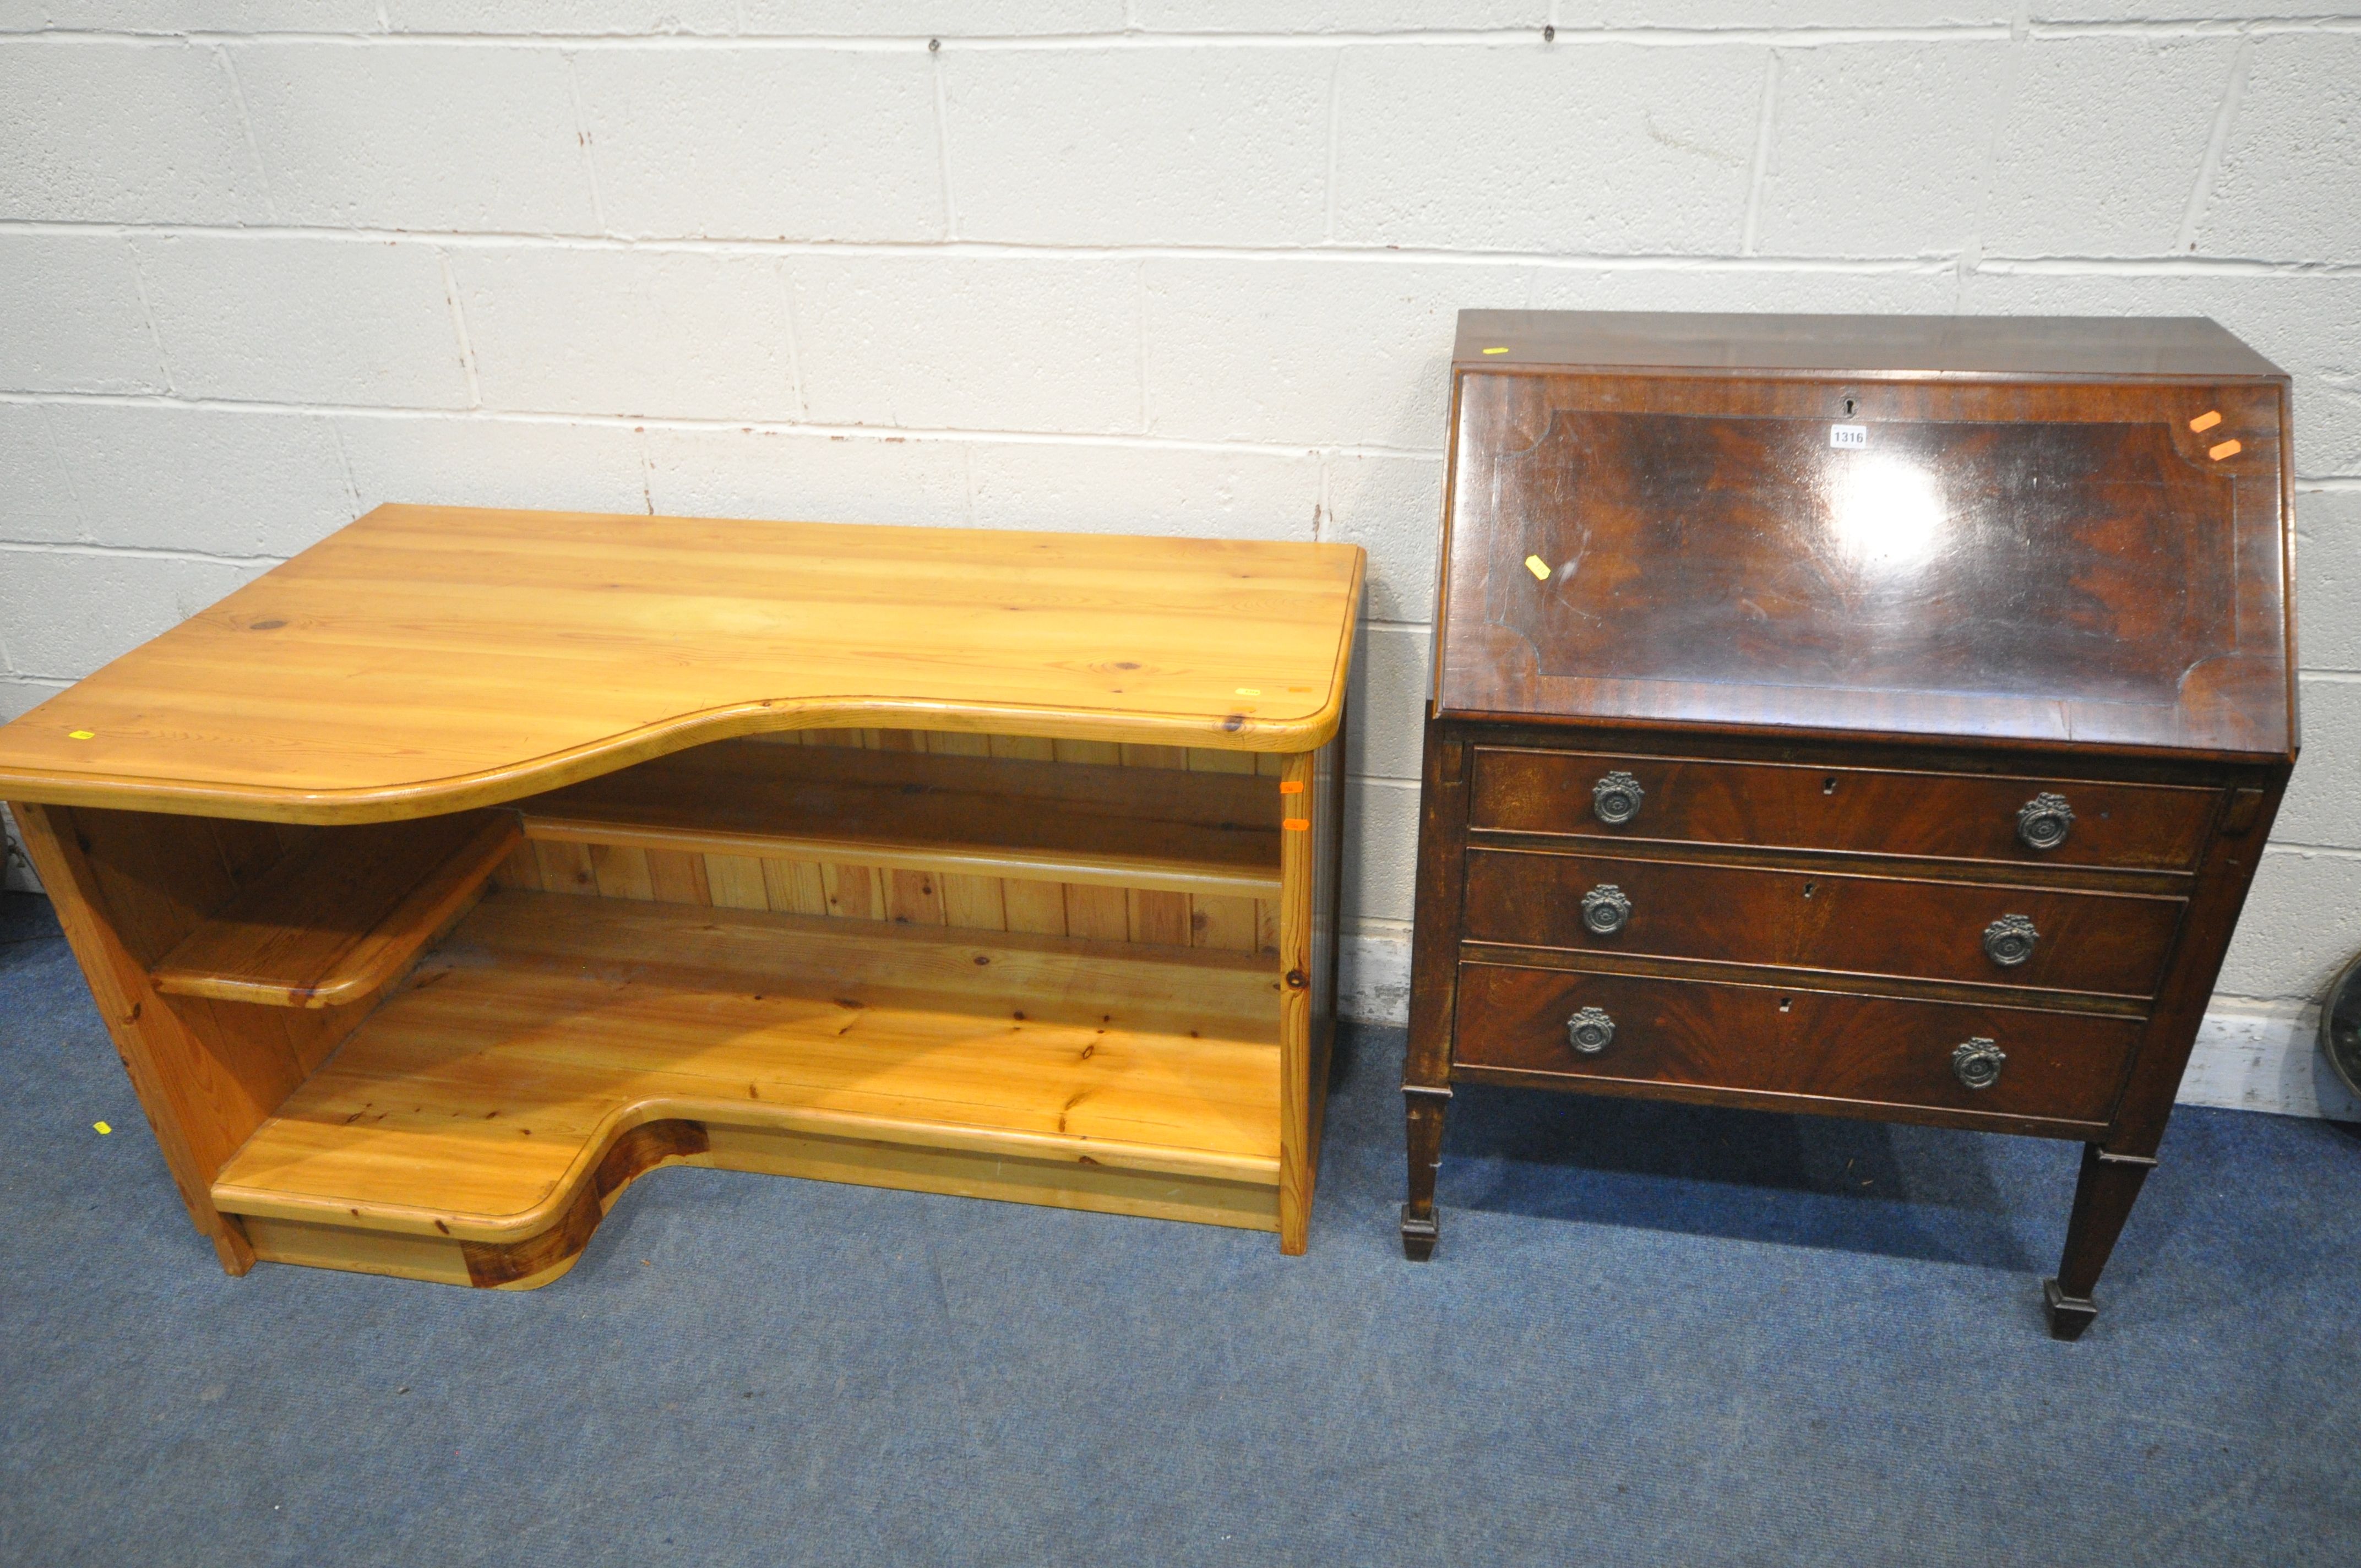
[
  {"left": 211, "top": 892, "right": 1286, "bottom": 1271},
  {"left": 1461, "top": 846, "right": 2185, "bottom": 999},
  {"left": 151, "top": 812, "right": 520, "bottom": 1007},
  {"left": 0, "top": 505, "right": 1364, "bottom": 822}
]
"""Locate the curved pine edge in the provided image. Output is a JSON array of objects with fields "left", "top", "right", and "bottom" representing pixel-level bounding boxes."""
[{"left": 458, "top": 1118, "right": 711, "bottom": 1289}]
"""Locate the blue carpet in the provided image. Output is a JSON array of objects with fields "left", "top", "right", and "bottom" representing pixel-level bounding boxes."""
[{"left": 1, "top": 889, "right": 2356, "bottom": 1566}]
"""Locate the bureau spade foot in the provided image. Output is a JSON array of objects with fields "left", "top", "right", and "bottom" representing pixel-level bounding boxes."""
[
  {"left": 1400, "top": 1205, "right": 1438, "bottom": 1261},
  {"left": 2043, "top": 1278, "right": 2100, "bottom": 1341}
]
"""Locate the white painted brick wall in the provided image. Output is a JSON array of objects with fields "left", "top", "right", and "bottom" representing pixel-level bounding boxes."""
[{"left": 1, "top": 6, "right": 2357, "bottom": 1113}]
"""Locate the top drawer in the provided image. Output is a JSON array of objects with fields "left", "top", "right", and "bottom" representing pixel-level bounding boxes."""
[{"left": 1468, "top": 749, "right": 2216, "bottom": 873}]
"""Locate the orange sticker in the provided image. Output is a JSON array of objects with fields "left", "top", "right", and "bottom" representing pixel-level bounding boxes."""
[
  {"left": 2189, "top": 410, "right": 2222, "bottom": 434},
  {"left": 1279, "top": 780, "right": 1306, "bottom": 794},
  {"left": 2208, "top": 438, "right": 2242, "bottom": 461},
  {"left": 1282, "top": 818, "right": 1312, "bottom": 831}
]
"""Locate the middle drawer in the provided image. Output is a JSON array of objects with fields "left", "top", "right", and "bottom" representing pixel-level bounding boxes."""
[{"left": 1462, "top": 848, "right": 2184, "bottom": 999}]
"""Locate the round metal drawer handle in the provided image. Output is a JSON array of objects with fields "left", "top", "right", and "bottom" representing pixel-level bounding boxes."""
[
  {"left": 1567, "top": 1006, "right": 1616, "bottom": 1054},
  {"left": 2017, "top": 792, "right": 2075, "bottom": 851},
  {"left": 1591, "top": 770, "right": 1644, "bottom": 825},
  {"left": 1983, "top": 913, "right": 2039, "bottom": 968},
  {"left": 1952, "top": 1037, "right": 2006, "bottom": 1090},
  {"left": 1580, "top": 884, "right": 1631, "bottom": 935}
]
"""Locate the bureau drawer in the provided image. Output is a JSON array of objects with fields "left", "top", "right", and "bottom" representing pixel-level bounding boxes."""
[
  {"left": 1453, "top": 962, "right": 2141, "bottom": 1126},
  {"left": 1462, "top": 848, "right": 2183, "bottom": 998},
  {"left": 1469, "top": 749, "right": 2216, "bottom": 872}
]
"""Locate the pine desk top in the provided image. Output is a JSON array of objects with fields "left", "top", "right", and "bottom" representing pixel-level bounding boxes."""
[{"left": 0, "top": 505, "right": 1365, "bottom": 824}]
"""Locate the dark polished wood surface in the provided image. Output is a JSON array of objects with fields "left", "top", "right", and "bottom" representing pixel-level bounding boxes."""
[
  {"left": 1406, "top": 311, "right": 2298, "bottom": 1338},
  {"left": 1436, "top": 367, "right": 2292, "bottom": 756},
  {"left": 1468, "top": 747, "right": 2218, "bottom": 872}
]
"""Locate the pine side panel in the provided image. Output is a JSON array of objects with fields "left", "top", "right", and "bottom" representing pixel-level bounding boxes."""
[
  {"left": 589, "top": 843, "right": 655, "bottom": 901},
  {"left": 645, "top": 848, "right": 711, "bottom": 905},
  {"left": 1275, "top": 747, "right": 1318, "bottom": 1255},
  {"left": 1001, "top": 876, "right": 1069, "bottom": 935},
  {"left": 535, "top": 840, "right": 599, "bottom": 896},
  {"left": 704, "top": 853, "right": 769, "bottom": 910},
  {"left": 1192, "top": 895, "right": 1259, "bottom": 952},
  {"left": 761, "top": 859, "right": 829, "bottom": 917},
  {"left": 939, "top": 873, "right": 1008, "bottom": 931}
]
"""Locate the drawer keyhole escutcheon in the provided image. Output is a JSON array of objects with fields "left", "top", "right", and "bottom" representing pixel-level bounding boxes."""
[
  {"left": 1982, "top": 913, "right": 2039, "bottom": 967},
  {"left": 1591, "top": 770, "right": 1644, "bottom": 824},
  {"left": 1952, "top": 1038, "right": 2006, "bottom": 1090},
  {"left": 1567, "top": 1007, "right": 1616, "bottom": 1054},
  {"left": 1580, "top": 884, "right": 1631, "bottom": 935},
  {"left": 2017, "top": 792, "right": 2074, "bottom": 850}
]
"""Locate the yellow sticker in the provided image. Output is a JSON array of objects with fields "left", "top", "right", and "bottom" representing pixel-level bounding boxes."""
[
  {"left": 2189, "top": 410, "right": 2222, "bottom": 434},
  {"left": 1524, "top": 554, "right": 1551, "bottom": 581},
  {"left": 1235, "top": 687, "right": 1261, "bottom": 696},
  {"left": 68, "top": 729, "right": 95, "bottom": 740},
  {"left": 94, "top": 1121, "right": 111, "bottom": 1135},
  {"left": 1482, "top": 346, "right": 1509, "bottom": 355}
]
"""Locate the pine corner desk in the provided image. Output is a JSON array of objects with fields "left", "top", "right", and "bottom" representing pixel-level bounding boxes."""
[{"left": 0, "top": 505, "right": 1363, "bottom": 1289}]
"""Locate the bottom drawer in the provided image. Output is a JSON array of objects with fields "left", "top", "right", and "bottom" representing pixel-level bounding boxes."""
[{"left": 1452, "top": 963, "right": 2140, "bottom": 1126}]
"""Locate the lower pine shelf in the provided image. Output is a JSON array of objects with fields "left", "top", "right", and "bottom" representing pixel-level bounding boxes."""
[{"left": 213, "top": 889, "right": 1286, "bottom": 1288}]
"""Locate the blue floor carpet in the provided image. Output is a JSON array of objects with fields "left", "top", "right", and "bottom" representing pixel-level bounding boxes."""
[{"left": 2, "top": 889, "right": 2356, "bottom": 1566}]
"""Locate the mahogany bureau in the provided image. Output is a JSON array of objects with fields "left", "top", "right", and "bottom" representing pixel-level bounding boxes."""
[{"left": 1401, "top": 311, "right": 2298, "bottom": 1338}]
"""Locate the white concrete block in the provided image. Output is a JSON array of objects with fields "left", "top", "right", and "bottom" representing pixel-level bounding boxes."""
[
  {"left": 41, "top": 404, "right": 350, "bottom": 556},
  {"left": 338, "top": 414, "right": 650, "bottom": 516},
  {"left": 576, "top": 50, "right": 942, "bottom": 241},
  {"left": 2276, "top": 677, "right": 2361, "bottom": 852},
  {"left": 1324, "top": 453, "right": 1442, "bottom": 624},
  {"left": 945, "top": 48, "right": 1329, "bottom": 247},
  {"left": 966, "top": 441, "right": 1319, "bottom": 538},
  {"left": 733, "top": 1, "right": 1124, "bottom": 34},
  {"left": 0, "top": 39, "right": 270, "bottom": 223},
  {"left": 2027, "top": 1, "right": 2348, "bottom": 20},
  {"left": 0, "top": 234, "right": 166, "bottom": 394},
  {"left": 0, "top": 405, "right": 81, "bottom": 545},
  {"left": 1331, "top": 43, "right": 1761, "bottom": 255},
  {"left": 1525, "top": 265, "right": 1956, "bottom": 317},
  {"left": 2217, "top": 847, "right": 2361, "bottom": 1005},
  {"left": 7, "top": 2, "right": 379, "bottom": 30},
  {"left": 792, "top": 255, "right": 1143, "bottom": 434},
  {"left": 2178, "top": 1002, "right": 2361, "bottom": 1123},
  {"left": 1575, "top": 1, "right": 2010, "bottom": 20},
  {"left": 134, "top": 236, "right": 472, "bottom": 408},
  {"left": 0, "top": 678, "right": 69, "bottom": 726},
  {"left": 2295, "top": 489, "right": 2361, "bottom": 674},
  {"left": 1144, "top": 258, "right": 1526, "bottom": 448},
  {"left": 1987, "top": 36, "right": 2235, "bottom": 259},
  {"left": 232, "top": 42, "right": 599, "bottom": 233},
  {"left": 453, "top": 248, "right": 797, "bottom": 420},
  {"left": 641, "top": 426, "right": 971, "bottom": 527},
  {"left": 1346, "top": 622, "right": 1429, "bottom": 783},
  {"left": 1954, "top": 270, "right": 2361, "bottom": 480},
  {"left": 1137, "top": 1, "right": 1538, "bottom": 26},
  {"left": 1343, "top": 774, "right": 1419, "bottom": 925},
  {"left": 0, "top": 549, "right": 268, "bottom": 679},
  {"left": 385, "top": 0, "right": 738, "bottom": 32},
  {"left": 1756, "top": 41, "right": 2014, "bottom": 259},
  {"left": 2201, "top": 33, "right": 2361, "bottom": 263},
  {"left": 1341, "top": 925, "right": 1412, "bottom": 1028}
]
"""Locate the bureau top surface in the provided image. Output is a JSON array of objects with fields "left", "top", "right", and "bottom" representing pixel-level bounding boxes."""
[
  {"left": 1438, "top": 313, "right": 2297, "bottom": 758},
  {"left": 0, "top": 505, "right": 1365, "bottom": 823}
]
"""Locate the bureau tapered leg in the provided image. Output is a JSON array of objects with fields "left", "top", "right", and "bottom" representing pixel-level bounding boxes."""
[
  {"left": 1401, "top": 1086, "right": 1450, "bottom": 1260},
  {"left": 2043, "top": 1143, "right": 2158, "bottom": 1340}
]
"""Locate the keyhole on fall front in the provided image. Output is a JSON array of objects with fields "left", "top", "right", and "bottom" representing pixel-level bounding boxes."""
[
  {"left": 1803, "top": 881, "right": 1818, "bottom": 899},
  {"left": 1842, "top": 397, "right": 1857, "bottom": 416},
  {"left": 1778, "top": 997, "right": 1794, "bottom": 1013},
  {"left": 1822, "top": 776, "right": 1838, "bottom": 795}
]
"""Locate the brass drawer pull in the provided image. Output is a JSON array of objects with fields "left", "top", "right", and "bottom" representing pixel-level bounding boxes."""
[
  {"left": 1566, "top": 1006, "right": 1616, "bottom": 1054},
  {"left": 1983, "top": 913, "right": 2039, "bottom": 967},
  {"left": 1952, "top": 1037, "right": 2006, "bottom": 1090},
  {"left": 1591, "top": 770, "right": 1644, "bottom": 824},
  {"left": 1579, "top": 884, "right": 1631, "bottom": 935},
  {"left": 2017, "top": 792, "right": 2074, "bottom": 850}
]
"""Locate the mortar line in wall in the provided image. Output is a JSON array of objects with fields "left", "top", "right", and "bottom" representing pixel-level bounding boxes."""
[
  {"left": 780, "top": 261, "right": 807, "bottom": 420},
  {"left": 1134, "top": 259, "right": 1149, "bottom": 434},
  {"left": 2300, "top": 669, "right": 2361, "bottom": 684},
  {"left": 634, "top": 429, "right": 656, "bottom": 515},
  {"left": 324, "top": 417, "right": 363, "bottom": 516},
  {"left": 931, "top": 42, "right": 959, "bottom": 242},
  {"left": 1739, "top": 51, "right": 1779, "bottom": 257},
  {"left": 563, "top": 53, "right": 611, "bottom": 235},
  {"left": 3, "top": 26, "right": 2058, "bottom": 50},
  {"left": 0, "top": 391, "right": 1452, "bottom": 461},
  {"left": 0, "top": 539, "right": 285, "bottom": 567},
  {"left": 2264, "top": 843, "right": 2361, "bottom": 861},
  {"left": 210, "top": 42, "right": 280, "bottom": 225},
  {"left": 2176, "top": 34, "right": 2252, "bottom": 255},
  {"left": 1321, "top": 48, "right": 1343, "bottom": 244},
  {"left": 9, "top": 220, "right": 2348, "bottom": 277}
]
